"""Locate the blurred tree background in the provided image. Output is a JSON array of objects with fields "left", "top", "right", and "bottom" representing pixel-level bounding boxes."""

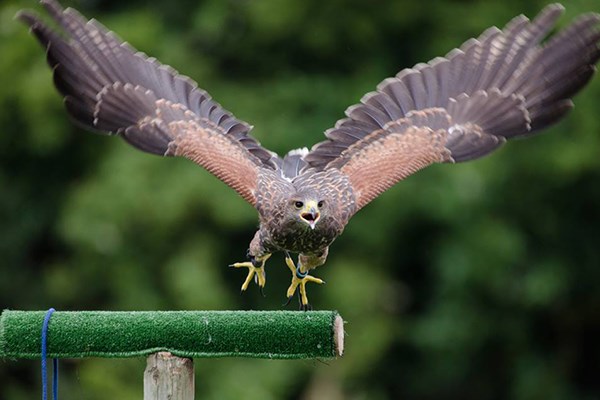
[{"left": 1, "top": 0, "right": 600, "bottom": 398}]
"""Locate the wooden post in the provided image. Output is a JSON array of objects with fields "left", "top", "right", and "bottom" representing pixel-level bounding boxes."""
[{"left": 144, "top": 352, "right": 194, "bottom": 400}]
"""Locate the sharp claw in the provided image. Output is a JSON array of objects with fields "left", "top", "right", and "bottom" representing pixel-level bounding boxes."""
[
  {"left": 230, "top": 261, "right": 253, "bottom": 269},
  {"left": 297, "top": 291, "right": 312, "bottom": 311},
  {"left": 259, "top": 285, "right": 266, "bottom": 298},
  {"left": 231, "top": 255, "right": 270, "bottom": 293},
  {"left": 285, "top": 262, "right": 323, "bottom": 309}
]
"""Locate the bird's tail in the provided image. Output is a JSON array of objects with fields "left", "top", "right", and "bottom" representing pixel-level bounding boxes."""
[{"left": 273, "top": 148, "right": 309, "bottom": 180}]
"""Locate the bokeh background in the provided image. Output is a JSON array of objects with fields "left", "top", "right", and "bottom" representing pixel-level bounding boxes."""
[{"left": 1, "top": 0, "right": 600, "bottom": 398}]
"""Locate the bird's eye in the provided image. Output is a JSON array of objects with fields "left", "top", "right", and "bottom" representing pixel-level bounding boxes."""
[
  {"left": 294, "top": 201, "right": 304, "bottom": 209},
  {"left": 317, "top": 201, "right": 324, "bottom": 208}
]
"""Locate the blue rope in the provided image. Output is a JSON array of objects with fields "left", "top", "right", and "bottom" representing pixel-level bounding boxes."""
[{"left": 41, "top": 308, "right": 58, "bottom": 400}]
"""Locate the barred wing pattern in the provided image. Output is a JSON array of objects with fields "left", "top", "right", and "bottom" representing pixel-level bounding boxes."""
[
  {"left": 306, "top": 4, "right": 600, "bottom": 212},
  {"left": 18, "top": 0, "right": 276, "bottom": 206}
]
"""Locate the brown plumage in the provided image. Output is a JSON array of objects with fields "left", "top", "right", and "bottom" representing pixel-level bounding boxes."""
[{"left": 18, "top": 0, "right": 600, "bottom": 308}]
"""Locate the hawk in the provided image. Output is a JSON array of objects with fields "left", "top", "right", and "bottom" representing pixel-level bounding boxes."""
[{"left": 19, "top": 0, "right": 600, "bottom": 309}]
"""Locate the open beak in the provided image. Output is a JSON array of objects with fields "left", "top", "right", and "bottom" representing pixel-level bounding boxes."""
[{"left": 300, "top": 201, "right": 320, "bottom": 230}]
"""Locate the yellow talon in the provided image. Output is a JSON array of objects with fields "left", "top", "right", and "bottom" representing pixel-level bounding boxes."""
[
  {"left": 285, "top": 255, "right": 324, "bottom": 308},
  {"left": 230, "top": 254, "right": 271, "bottom": 291},
  {"left": 285, "top": 255, "right": 297, "bottom": 274}
]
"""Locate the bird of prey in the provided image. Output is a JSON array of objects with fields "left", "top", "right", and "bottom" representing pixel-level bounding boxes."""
[{"left": 18, "top": 0, "right": 600, "bottom": 309}]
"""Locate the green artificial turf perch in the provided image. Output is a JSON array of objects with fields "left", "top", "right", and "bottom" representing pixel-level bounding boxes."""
[{"left": 0, "top": 310, "right": 344, "bottom": 360}]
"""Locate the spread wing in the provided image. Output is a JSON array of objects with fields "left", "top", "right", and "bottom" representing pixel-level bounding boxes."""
[
  {"left": 305, "top": 4, "right": 600, "bottom": 212},
  {"left": 17, "top": 0, "right": 277, "bottom": 206}
]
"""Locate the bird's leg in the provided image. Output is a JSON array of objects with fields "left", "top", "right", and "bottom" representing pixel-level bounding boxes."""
[
  {"left": 285, "top": 252, "right": 325, "bottom": 310},
  {"left": 229, "top": 253, "right": 271, "bottom": 293}
]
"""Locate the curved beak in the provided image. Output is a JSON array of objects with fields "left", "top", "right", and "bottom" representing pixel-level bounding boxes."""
[{"left": 300, "top": 201, "right": 320, "bottom": 230}]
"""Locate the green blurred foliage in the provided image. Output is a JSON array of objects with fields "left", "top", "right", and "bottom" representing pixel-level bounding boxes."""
[{"left": 1, "top": 0, "right": 600, "bottom": 398}]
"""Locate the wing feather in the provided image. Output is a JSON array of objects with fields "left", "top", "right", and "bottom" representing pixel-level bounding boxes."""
[
  {"left": 305, "top": 4, "right": 600, "bottom": 212},
  {"left": 17, "top": 0, "right": 277, "bottom": 206},
  {"left": 331, "top": 109, "right": 452, "bottom": 209}
]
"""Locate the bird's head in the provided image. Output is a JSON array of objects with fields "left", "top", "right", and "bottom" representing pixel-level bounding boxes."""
[{"left": 288, "top": 196, "right": 324, "bottom": 230}]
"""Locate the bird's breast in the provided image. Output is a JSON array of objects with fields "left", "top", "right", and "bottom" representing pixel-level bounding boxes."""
[{"left": 267, "top": 218, "right": 340, "bottom": 254}]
